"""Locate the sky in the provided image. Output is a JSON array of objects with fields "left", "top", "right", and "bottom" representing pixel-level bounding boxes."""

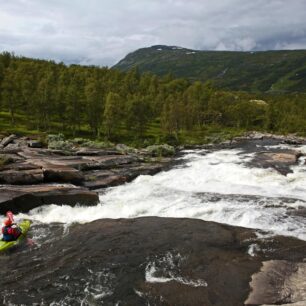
[{"left": 0, "top": 0, "right": 306, "bottom": 66}]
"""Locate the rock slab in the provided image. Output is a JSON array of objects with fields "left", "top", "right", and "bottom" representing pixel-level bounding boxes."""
[{"left": 0, "top": 184, "right": 99, "bottom": 214}]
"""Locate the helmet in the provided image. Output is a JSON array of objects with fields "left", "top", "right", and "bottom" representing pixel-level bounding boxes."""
[{"left": 4, "top": 218, "right": 12, "bottom": 226}]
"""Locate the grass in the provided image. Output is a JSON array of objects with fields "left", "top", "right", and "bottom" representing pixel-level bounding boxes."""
[
  {"left": 0, "top": 112, "right": 41, "bottom": 136},
  {"left": 0, "top": 111, "right": 245, "bottom": 148}
]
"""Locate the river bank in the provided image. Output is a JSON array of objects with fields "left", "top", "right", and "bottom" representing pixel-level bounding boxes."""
[
  {"left": 1, "top": 132, "right": 305, "bottom": 214},
  {"left": 0, "top": 135, "right": 175, "bottom": 214}
]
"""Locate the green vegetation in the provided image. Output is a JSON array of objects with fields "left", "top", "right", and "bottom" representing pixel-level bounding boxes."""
[
  {"left": 0, "top": 51, "right": 306, "bottom": 148},
  {"left": 114, "top": 45, "right": 306, "bottom": 92}
]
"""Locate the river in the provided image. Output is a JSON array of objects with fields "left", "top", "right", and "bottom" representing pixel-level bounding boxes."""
[{"left": 19, "top": 140, "right": 306, "bottom": 241}]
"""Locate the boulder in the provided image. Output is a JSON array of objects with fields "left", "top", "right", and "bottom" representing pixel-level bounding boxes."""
[
  {"left": 0, "top": 184, "right": 99, "bottom": 214},
  {"left": 259, "top": 152, "right": 301, "bottom": 164},
  {"left": 251, "top": 150, "right": 302, "bottom": 175}
]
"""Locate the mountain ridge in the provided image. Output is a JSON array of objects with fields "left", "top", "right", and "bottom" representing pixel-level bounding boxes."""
[{"left": 113, "top": 45, "right": 306, "bottom": 92}]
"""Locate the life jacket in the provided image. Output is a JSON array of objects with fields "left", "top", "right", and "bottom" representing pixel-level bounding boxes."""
[{"left": 2, "top": 224, "right": 22, "bottom": 242}]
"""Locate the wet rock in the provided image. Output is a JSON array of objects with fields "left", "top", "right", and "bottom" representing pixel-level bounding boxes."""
[
  {"left": 251, "top": 150, "right": 302, "bottom": 175},
  {"left": 0, "top": 184, "right": 99, "bottom": 214},
  {"left": 259, "top": 151, "right": 301, "bottom": 164},
  {"left": 83, "top": 162, "right": 170, "bottom": 190},
  {"left": 84, "top": 175, "right": 127, "bottom": 190},
  {"left": 112, "top": 163, "right": 165, "bottom": 181},
  {"left": 1, "top": 218, "right": 305, "bottom": 306}
]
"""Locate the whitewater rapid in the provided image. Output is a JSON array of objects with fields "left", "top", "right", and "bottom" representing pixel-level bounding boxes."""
[{"left": 19, "top": 146, "right": 306, "bottom": 240}]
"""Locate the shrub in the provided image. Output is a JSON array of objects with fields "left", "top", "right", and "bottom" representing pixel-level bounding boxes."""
[{"left": 146, "top": 144, "right": 175, "bottom": 157}]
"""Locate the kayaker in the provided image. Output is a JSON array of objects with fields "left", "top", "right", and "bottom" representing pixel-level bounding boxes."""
[{"left": 2, "top": 217, "right": 22, "bottom": 242}]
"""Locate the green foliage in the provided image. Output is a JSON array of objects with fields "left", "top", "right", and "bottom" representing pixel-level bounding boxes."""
[
  {"left": 126, "top": 94, "right": 152, "bottom": 136},
  {"left": 146, "top": 144, "right": 175, "bottom": 157},
  {"left": 104, "top": 92, "right": 123, "bottom": 138},
  {"left": 47, "top": 134, "right": 73, "bottom": 150},
  {"left": 114, "top": 46, "right": 306, "bottom": 92},
  {"left": 0, "top": 51, "right": 305, "bottom": 147}
]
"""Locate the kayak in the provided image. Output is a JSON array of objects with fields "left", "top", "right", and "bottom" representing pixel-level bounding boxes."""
[{"left": 0, "top": 220, "right": 31, "bottom": 252}]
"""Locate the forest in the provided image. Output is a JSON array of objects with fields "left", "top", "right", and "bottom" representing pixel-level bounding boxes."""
[{"left": 0, "top": 51, "right": 306, "bottom": 146}]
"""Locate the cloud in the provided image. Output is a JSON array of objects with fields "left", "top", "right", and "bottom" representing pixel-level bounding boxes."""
[{"left": 0, "top": 0, "right": 305, "bottom": 66}]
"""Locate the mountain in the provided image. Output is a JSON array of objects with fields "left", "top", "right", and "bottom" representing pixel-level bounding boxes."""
[{"left": 113, "top": 45, "right": 306, "bottom": 92}]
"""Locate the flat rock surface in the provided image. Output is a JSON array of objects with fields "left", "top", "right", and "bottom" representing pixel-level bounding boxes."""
[
  {"left": 0, "top": 184, "right": 99, "bottom": 214},
  {"left": 0, "top": 218, "right": 305, "bottom": 306}
]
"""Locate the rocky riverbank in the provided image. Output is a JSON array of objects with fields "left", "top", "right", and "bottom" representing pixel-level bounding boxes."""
[
  {"left": 0, "top": 135, "right": 175, "bottom": 214},
  {"left": 194, "top": 131, "right": 306, "bottom": 175},
  {"left": 0, "top": 132, "right": 305, "bottom": 214}
]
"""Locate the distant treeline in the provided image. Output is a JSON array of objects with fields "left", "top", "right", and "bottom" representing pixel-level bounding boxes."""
[{"left": 0, "top": 51, "right": 306, "bottom": 141}]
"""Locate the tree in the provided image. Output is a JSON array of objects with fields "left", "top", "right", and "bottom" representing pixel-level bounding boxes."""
[
  {"left": 66, "top": 71, "right": 85, "bottom": 136},
  {"left": 103, "top": 92, "right": 123, "bottom": 138},
  {"left": 126, "top": 94, "right": 152, "bottom": 136},
  {"left": 161, "top": 94, "right": 183, "bottom": 136},
  {"left": 85, "top": 77, "right": 104, "bottom": 136},
  {"left": 1, "top": 66, "right": 20, "bottom": 125}
]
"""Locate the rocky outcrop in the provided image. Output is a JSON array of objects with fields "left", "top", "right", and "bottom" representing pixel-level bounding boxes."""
[
  {"left": 0, "top": 136, "right": 173, "bottom": 211},
  {"left": 0, "top": 217, "right": 305, "bottom": 305},
  {"left": 0, "top": 184, "right": 99, "bottom": 214}
]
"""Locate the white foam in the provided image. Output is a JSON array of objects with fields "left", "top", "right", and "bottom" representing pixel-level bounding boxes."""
[
  {"left": 248, "top": 244, "right": 261, "bottom": 257},
  {"left": 19, "top": 148, "right": 306, "bottom": 240},
  {"left": 145, "top": 252, "right": 207, "bottom": 287}
]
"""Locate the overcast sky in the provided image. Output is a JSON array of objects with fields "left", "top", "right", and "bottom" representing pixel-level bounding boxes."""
[{"left": 1, "top": 0, "right": 306, "bottom": 66}]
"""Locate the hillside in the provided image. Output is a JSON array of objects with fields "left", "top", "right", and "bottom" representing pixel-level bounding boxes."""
[{"left": 114, "top": 45, "right": 306, "bottom": 92}]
